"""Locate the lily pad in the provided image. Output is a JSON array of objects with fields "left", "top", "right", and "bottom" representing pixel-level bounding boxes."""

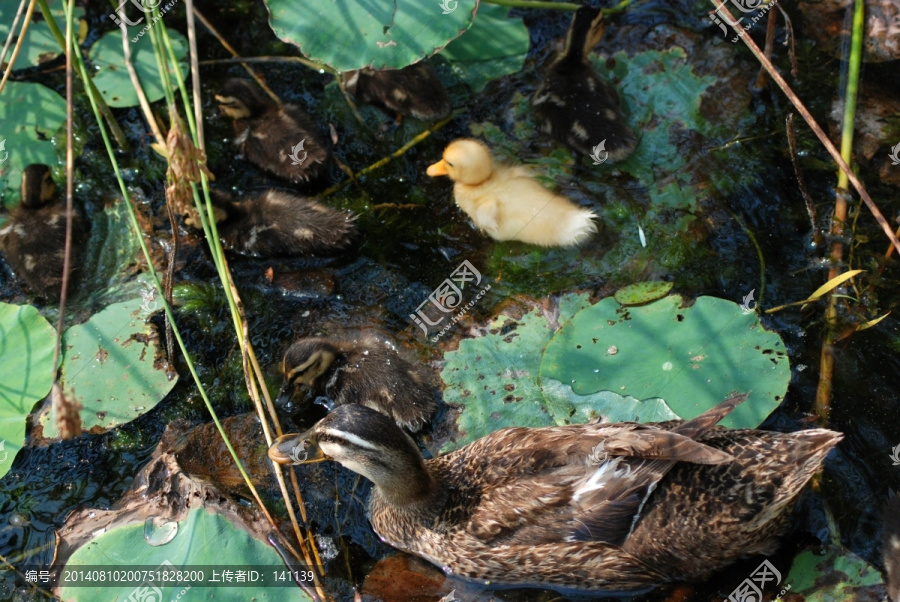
[
  {"left": 60, "top": 507, "right": 308, "bottom": 601},
  {"left": 540, "top": 295, "right": 789, "bottom": 429},
  {"left": 439, "top": 4, "right": 529, "bottom": 92},
  {"left": 40, "top": 297, "right": 177, "bottom": 438},
  {"left": 265, "top": 0, "right": 477, "bottom": 71},
  {"left": 0, "top": 81, "right": 67, "bottom": 206},
  {"left": 783, "top": 545, "right": 885, "bottom": 601},
  {"left": 0, "top": 0, "right": 86, "bottom": 71},
  {"left": 0, "top": 303, "right": 57, "bottom": 479},
  {"left": 88, "top": 29, "right": 188, "bottom": 108},
  {"left": 614, "top": 281, "right": 674, "bottom": 306}
]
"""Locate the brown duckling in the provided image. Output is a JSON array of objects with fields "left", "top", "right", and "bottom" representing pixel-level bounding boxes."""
[
  {"left": 270, "top": 394, "right": 842, "bottom": 592},
  {"left": 0, "top": 164, "right": 85, "bottom": 300},
  {"left": 342, "top": 62, "right": 451, "bottom": 121},
  {"left": 277, "top": 336, "right": 436, "bottom": 432},
  {"left": 200, "top": 189, "right": 356, "bottom": 258},
  {"left": 215, "top": 78, "right": 329, "bottom": 184},
  {"left": 532, "top": 7, "right": 637, "bottom": 162},
  {"left": 427, "top": 138, "right": 597, "bottom": 246}
]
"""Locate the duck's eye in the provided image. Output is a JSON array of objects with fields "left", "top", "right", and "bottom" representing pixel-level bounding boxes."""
[{"left": 446, "top": 161, "right": 454, "bottom": 167}]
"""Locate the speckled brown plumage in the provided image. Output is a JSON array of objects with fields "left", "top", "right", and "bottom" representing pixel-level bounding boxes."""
[
  {"left": 532, "top": 7, "right": 637, "bottom": 162},
  {"left": 0, "top": 164, "right": 85, "bottom": 301},
  {"left": 277, "top": 336, "right": 437, "bottom": 432},
  {"left": 343, "top": 63, "right": 450, "bottom": 121},
  {"left": 206, "top": 189, "right": 356, "bottom": 258},
  {"left": 215, "top": 79, "right": 329, "bottom": 185},
  {"left": 270, "top": 394, "right": 841, "bottom": 592}
]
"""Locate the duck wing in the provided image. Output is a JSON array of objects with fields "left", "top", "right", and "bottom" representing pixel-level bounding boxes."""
[{"left": 455, "top": 394, "right": 747, "bottom": 547}]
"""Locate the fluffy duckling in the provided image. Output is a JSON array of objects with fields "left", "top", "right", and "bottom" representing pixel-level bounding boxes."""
[
  {"left": 532, "top": 7, "right": 637, "bottom": 162},
  {"left": 269, "top": 395, "right": 842, "bottom": 591},
  {"left": 0, "top": 164, "right": 85, "bottom": 300},
  {"left": 200, "top": 189, "right": 356, "bottom": 258},
  {"left": 426, "top": 138, "right": 597, "bottom": 247},
  {"left": 342, "top": 63, "right": 451, "bottom": 121},
  {"left": 276, "top": 336, "right": 436, "bottom": 432},
  {"left": 215, "top": 78, "right": 329, "bottom": 184},
  {"left": 885, "top": 494, "right": 900, "bottom": 602}
]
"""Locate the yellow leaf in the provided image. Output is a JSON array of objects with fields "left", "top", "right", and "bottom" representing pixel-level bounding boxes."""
[
  {"left": 801, "top": 269, "right": 864, "bottom": 309},
  {"left": 856, "top": 312, "right": 889, "bottom": 331}
]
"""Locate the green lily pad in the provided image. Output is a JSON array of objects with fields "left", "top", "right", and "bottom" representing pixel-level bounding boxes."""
[
  {"left": 0, "top": 0, "right": 85, "bottom": 71},
  {"left": 60, "top": 508, "right": 309, "bottom": 601},
  {"left": 0, "top": 81, "right": 67, "bottom": 206},
  {"left": 265, "top": 0, "right": 477, "bottom": 71},
  {"left": 40, "top": 297, "right": 177, "bottom": 438},
  {"left": 783, "top": 545, "right": 885, "bottom": 601},
  {"left": 442, "top": 292, "right": 674, "bottom": 450},
  {"left": 88, "top": 29, "right": 188, "bottom": 108},
  {"left": 614, "top": 281, "right": 674, "bottom": 306},
  {"left": 540, "top": 295, "right": 789, "bottom": 429},
  {"left": 439, "top": 4, "right": 529, "bottom": 92},
  {"left": 0, "top": 303, "right": 57, "bottom": 479}
]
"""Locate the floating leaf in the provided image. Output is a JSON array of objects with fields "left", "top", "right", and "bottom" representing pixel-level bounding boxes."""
[
  {"left": 614, "top": 281, "right": 674, "bottom": 306},
  {"left": 40, "top": 297, "right": 177, "bottom": 438},
  {"left": 801, "top": 269, "right": 865, "bottom": 309},
  {"left": 265, "top": 0, "right": 477, "bottom": 71},
  {"left": 784, "top": 545, "right": 885, "bottom": 601},
  {"left": 60, "top": 508, "right": 309, "bottom": 601},
  {"left": 439, "top": 4, "right": 529, "bottom": 92},
  {"left": 0, "top": 0, "right": 86, "bottom": 71},
  {"left": 88, "top": 29, "right": 188, "bottom": 108},
  {"left": 0, "top": 81, "right": 67, "bottom": 206},
  {"left": 540, "top": 295, "right": 790, "bottom": 429},
  {"left": 0, "top": 303, "right": 56, "bottom": 479}
]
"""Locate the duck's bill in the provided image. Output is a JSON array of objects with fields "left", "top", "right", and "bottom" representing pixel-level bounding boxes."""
[
  {"left": 426, "top": 160, "right": 448, "bottom": 176},
  {"left": 274, "top": 381, "right": 296, "bottom": 408},
  {"left": 268, "top": 432, "right": 328, "bottom": 465}
]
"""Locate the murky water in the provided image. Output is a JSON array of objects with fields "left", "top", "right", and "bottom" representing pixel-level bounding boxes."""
[{"left": 1, "top": 0, "right": 898, "bottom": 601}]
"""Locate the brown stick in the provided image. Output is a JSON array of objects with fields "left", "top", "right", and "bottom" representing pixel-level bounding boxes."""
[
  {"left": 710, "top": 0, "right": 900, "bottom": 257},
  {"left": 785, "top": 113, "right": 823, "bottom": 246}
]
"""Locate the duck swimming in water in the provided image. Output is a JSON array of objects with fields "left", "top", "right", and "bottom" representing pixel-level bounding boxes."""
[
  {"left": 427, "top": 138, "right": 597, "bottom": 247},
  {"left": 532, "top": 7, "right": 637, "bottom": 162},
  {"left": 270, "top": 394, "right": 841, "bottom": 592},
  {"left": 215, "top": 78, "right": 330, "bottom": 185}
]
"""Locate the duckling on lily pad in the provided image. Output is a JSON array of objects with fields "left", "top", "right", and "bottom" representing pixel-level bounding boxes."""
[
  {"left": 0, "top": 164, "right": 86, "bottom": 301},
  {"left": 270, "top": 394, "right": 842, "bottom": 592},
  {"left": 532, "top": 7, "right": 637, "bottom": 162},
  {"left": 190, "top": 189, "right": 356, "bottom": 258},
  {"left": 342, "top": 62, "right": 451, "bottom": 121},
  {"left": 215, "top": 78, "right": 329, "bottom": 185},
  {"left": 427, "top": 138, "right": 597, "bottom": 247},
  {"left": 276, "top": 335, "right": 436, "bottom": 432}
]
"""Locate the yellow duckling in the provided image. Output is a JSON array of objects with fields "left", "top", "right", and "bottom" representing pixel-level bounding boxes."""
[{"left": 426, "top": 139, "right": 597, "bottom": 247}]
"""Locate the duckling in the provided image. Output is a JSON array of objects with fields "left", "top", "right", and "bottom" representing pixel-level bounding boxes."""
[
  {"left": 884, "top": 494, "right": 900, "bottom": 602},
  {"left": 215, "top": 78, "right": 329, "bottom": 184},
  {"left": 532, "top": 7, "right": 637, "bottom": 162},
  {"left": 271, "top": 395, "right": 842, "bottom": 591},
  {"left": 276, "top": 336, "right": 436, "bottom": 432},
  {"left": 342, "top": 62, "right": 451, "bottom": 121},
  {"left": 0, "top": 164, "right": 85, "bottom": 300},
  {"left": 197, "top": 189, "right": 356, "bottom": 258},
  {"left": 426, "top": 138, "right": 597, "bottom": 247}
]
